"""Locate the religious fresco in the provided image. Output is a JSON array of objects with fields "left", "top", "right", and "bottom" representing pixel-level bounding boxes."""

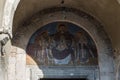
[{"left": 26, "top": 22, "right": 98, "bottom": 66}]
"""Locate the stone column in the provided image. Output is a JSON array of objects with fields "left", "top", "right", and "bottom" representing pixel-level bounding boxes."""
[
  {"left": 0, "top": 34, "right": 11, "bottom": 80},
  {"left": 99, "top": 51, "right": 114, "bottom": 80},
  {"left": 0, "top": 56, "right": 5, "bottom": 80},
  {"left": 7, "top": 49, "right": 16, "bottom": 80},
  {"left": 15, "top": 48, "right": 26, "bottom": 80},
  {"left": 6, "top": 47, "right": 26, "bottom": 80}
]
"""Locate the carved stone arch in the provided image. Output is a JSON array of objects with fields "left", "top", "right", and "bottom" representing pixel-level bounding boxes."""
[
  {"left": 1, "top": 0, "right": 22, "bottom": 80},
  {"left": 12, "top": 7, "right": 114, "bottom": 80},
  {"left": 0, "top": 0, "right": 20, "bottom": 69},
  {"left": 2, "top": 0, "right": 20, "bottom": 37}
]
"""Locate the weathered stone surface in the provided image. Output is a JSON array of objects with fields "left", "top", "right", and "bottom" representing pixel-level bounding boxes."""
[
  {"left": 0, "top": 57, "right": 5, "bottom": 80},
  {"left": 16, "top": 48, "right": 26, "bottom": 80},
  {"left": 1, "top": 0, "right": 120, "bottom": 80},
  {"left": 7, "top": 51, "right": 16, "bottom": 80},
  {"left": 6, "top": 47, "right": 26, "bottom": 80},
  {"left": 28, "top": 66, "right": 99, "bottom": 80},
  {"left": 12, "top": 9, "right": 114, "bottom": 80}
]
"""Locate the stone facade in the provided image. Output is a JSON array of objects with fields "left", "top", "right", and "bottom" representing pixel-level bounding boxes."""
[
  {"left": 0, "top": 0, "right": 119, "bottom": 80},
  {"left": 6, "top": 47, "right": 26, "bottom": 80}
]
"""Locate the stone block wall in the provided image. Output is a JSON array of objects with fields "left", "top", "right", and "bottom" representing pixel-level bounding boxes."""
[{"left": 6, "top": 46, "right": 26, "bottom": 80}]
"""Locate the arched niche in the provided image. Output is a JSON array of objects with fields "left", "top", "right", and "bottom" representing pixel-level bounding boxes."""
[
  {"left": 12, "top": 7, "right": 114, "bottom": 80},
  {"left": 2, "top": 0, "right": 20, "bottom": 36}
]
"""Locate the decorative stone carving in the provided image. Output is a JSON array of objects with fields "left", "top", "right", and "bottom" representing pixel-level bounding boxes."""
[
  {"left": 2, "top": 0, "right": 20, "bottom": 37},
  {"left": 0, "top": 33, "right": 10, "bottom": 56}
]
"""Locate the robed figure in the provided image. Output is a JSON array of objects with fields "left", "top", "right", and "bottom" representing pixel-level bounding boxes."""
[
  {"left": 75, "top": 31, "right": 95, "bottom": 64},
  {"left": 50, "top": 24, "right": 75, "bottom": 65}
]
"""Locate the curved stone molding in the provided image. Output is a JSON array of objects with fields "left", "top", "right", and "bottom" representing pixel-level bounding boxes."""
[{"left": 2, "top": 0, "right": 20, "bottom": 37}]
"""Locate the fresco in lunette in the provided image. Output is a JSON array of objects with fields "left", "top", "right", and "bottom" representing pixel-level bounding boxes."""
[{"left": 26, "top": 22, "right": 98, "bottom": 66}]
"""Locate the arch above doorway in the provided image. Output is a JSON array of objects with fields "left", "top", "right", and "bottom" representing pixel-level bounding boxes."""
[{"left": 11, "top": 7, "right": 114, "bottom": 80}]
